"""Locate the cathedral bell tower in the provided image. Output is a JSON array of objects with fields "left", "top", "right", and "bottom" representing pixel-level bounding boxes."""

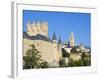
[
  {"left": 69, "top": 32, "right": 74, "bottom": 47},
  {"left": 52, "top": 32, "right": 57, "bottom": 43}
]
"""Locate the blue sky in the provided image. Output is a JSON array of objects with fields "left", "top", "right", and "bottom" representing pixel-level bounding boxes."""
[{"left": 23, "top": 10, "right": 91, "bottom": 46}]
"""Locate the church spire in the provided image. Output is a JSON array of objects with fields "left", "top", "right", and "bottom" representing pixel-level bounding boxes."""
[
  {"left": 58, "top": 36, "right": 62, "bottom": 44},
  {"left": 69, "top": 32, "right": 74, "bottom": 47},
  {"left": 52, "top": 32, "right": 57, "bottom": 40}
]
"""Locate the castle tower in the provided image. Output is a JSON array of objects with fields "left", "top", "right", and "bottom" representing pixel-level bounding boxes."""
[
  {"left": 58, "top": 36, "right": 62, "bottom": 49},
  {"left": 27, "top": 21, "right": 48, "bottom": 37},
  {"left": 58, "top": 37, "right": 62, "bottom": 44},
  {"left": 58, "top": 36, "right": 62, "bottom": 53},
  {"left": 57, "top": 37, "right": 62, "bottom": 62},
  {"left": 52, "top": 32, "right": 60, "bottom": 63},
  {"left": 27, "top": 21, "right": 33, "bottom": 36},
  {"left": 69, "top": 32, "right": 74, "bottom": 47},
  {"left": 52, "top": 32, "right": 57, "bottom": 43}
]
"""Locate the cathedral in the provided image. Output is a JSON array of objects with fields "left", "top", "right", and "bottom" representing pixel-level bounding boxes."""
[{"left": 23, "top": 21, "right": 75, "bottom": 67}]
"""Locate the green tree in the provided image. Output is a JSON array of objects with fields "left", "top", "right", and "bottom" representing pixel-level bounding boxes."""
[
  {"left": 77, "top": 59, "right": 84, "bottom": 66},
  {"left": 68, "top": 53, "right": 91, "bottom": 67},
  {"left": 68, "top": 59, "right": 78, "bottom": 67},
  {"left": 59, "top": 58, "right": 66, "bottom": 67},
  {"left": 40, "top": 61, "right": 48, "bottom": 68},
  {"left": 23, "top": 44, "right": 48, "bottom": 69},
  {"left": 81, "top": 53, "right": 91, "bottom": 66},
  {"left": 83, "top": 57, "right": 91, "bottom": 66}
]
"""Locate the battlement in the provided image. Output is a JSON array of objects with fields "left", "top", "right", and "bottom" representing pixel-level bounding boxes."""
[{"left": 27, "top": 21, "right": 48, "bottom": 37}]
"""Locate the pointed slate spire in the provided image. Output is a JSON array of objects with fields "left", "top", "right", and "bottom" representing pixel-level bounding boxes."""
[
  {"left": 52, "top": 32, "right": 57, "bottom": 40},
  {"left": 67, "top": 41, "right": 70, "bottom": 48},
  {"left": 58, "top": 36, "right": 62, "bottom": 44}
]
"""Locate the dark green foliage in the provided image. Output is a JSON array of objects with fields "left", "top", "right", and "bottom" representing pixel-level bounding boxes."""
[
  {"left": 83, "top": 57, "right": 91, "bottom": 66},
  {"left": 81, "top": 53, "right": 91, "bottom": 66},
  {"left": 68, "top": 59, "right": 78, "bottom": 67},
  {"left": 62, "top": 48, "right": 69, "bottom": 57},
  {"left": 59, "top": 58, "right": 66, "bottom": 67},
  {"left": 68, "top": 53, "right": 91, "bottom": 67},
  {"left": 68, "top": 59, "right": 84, "bottom": 67},
  {"left": 83, "top": 58, "right": 90, "bottom": 66},
  {"left": 23, "top": 44, "right": 49, "bottom": 69},
  {"left": 77, "top": 59, "right": 84, "bottom": 66},
  {"left": 39, "top": 61, "right": 49, "bottom": 68}
]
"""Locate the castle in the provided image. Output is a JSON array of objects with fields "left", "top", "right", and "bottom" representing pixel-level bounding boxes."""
[
  {"left": 23, "top": 21, "right": 75, "bottom": 67},
  {"left": 27, "top": 21, "right": 48, "bottom": 37}
]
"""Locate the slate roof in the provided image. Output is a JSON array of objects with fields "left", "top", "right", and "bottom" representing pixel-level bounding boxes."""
[
  {"left": 52, "top": 32, "right": 57, "bottom": 40},
  {"left": 23, "top": 32, "right": 50, "bottom": 42},
  {"left": 58, "top": 37, "right": 62, "bottom": 44}
]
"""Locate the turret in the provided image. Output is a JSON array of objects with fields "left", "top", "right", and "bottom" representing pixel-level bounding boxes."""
[
  {"left": 58, "top": 36, "right": 62, "bottom": 49},
  {"left": 52, "top": 32, "right": 57, "bottom": 43},
  {"left": 58, "top": 37, "right": 62, "bottom": 44}
]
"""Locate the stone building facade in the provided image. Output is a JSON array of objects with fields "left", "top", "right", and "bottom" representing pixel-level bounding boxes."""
[{"left": 23, "top": 21, "right": 62, "bottom": 67}]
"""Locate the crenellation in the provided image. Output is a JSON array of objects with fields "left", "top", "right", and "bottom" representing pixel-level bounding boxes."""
[
  {"left": 27, "top": 21, "right": 48, "bottom": 37},
  {"left": 24, "top": 21, "right": 88, "bottom": 68}
]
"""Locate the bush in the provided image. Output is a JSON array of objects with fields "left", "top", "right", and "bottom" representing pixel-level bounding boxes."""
[
  {"left": 40, "top": 61, "right": 49, "bottom": 68},
  {"left": 83, "top": 58, "right": 91, "bottom": 66},
  {"left": 59, "top": 58, "right": 66, "bottom": 67},
  {"left": 68, "top": 59, "right": 78, "bottom": 67},
  {"left": 68, "top": 55, "right": 91, "bottom": 67},
  {"left": 77, "top": 59, "right": 84, "bottom": 66}
]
